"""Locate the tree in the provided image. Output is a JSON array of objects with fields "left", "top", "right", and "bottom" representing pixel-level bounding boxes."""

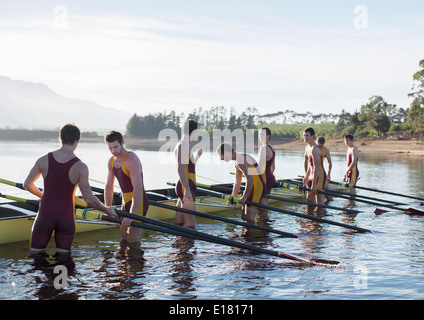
[
  {"left": 126, "top": 113, "right": 141, "bottom": 136},
  {"left": 409, "top": 59, "right": 424, "bottom": 101},
  {"left": 408, "top": 59, "right": 424, "bottom": 132},
  {"left": 407, "top": 98, "right": 424, "bottom": 132},
  {"left": 358, "top": 96, "right": 392, "bottom": 136}
]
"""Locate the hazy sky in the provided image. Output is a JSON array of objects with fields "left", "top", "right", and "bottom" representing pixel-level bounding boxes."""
[{"left": 1, "top": 0, "right": 423, "bottom": 116}]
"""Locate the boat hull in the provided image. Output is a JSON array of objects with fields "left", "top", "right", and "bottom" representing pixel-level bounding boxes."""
[{"left": 0, "top": 181, "right": 305, "bottom": 245}]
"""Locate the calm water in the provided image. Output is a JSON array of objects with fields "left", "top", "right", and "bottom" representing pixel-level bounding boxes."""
[{"left": 0, "top": 141, "right": 423, "bottom": 301}]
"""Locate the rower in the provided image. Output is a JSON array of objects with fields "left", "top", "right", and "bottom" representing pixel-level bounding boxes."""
[
  {"left": 303, "top": 127, "right": 327, "bottom": 205},
  {"left": 104, "top": 130, "right": 149, "bottom": 244},
  {"left": 257, "top": 127, "right": 276, "bottom": 215},
  {"left": 343, "top": 134, "right": 359, "bottom": 194},
  {"left": 316, "top": 136, "right": 333, "bottom": 201},
  {"left": 217, "top": 142, "right": 265, "bottom": 222},
  {"left": 23, "top": 124, "right": 116, "bottom": 254},
  {"left": 174, "top": 119, "right": 203, "bottom": 227}
]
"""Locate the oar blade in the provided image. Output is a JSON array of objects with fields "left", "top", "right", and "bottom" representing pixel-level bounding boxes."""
[
  {"left": 374, "top": 208, "right": 389, "bottom": 215},
  {"left": 278, "top": 252, "right": 340, "bottom": 266},
  {"left": 310, "top": 258, "right": 340, "bottom": 266},
  {"left": 405, "top": 207, "right": 424, "bottom": 216}
]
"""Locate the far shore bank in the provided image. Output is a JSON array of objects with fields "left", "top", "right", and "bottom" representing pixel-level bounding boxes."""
[
  {"left": 2, "top": 135, "right": 422, "bottom": 156},
  {"left": 273, "top": 137, "right": 424, "bottom": 156}
]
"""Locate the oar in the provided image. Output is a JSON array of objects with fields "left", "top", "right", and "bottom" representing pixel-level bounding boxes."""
[
  {"left": 287, "top": 178, "right": 406, "bottom": 206},
  {"left": 319, "top": 186, "right": 405, "bottom": 205},
  {"left": 91, "top": 182, "right": 300, "bottom": 238},
  {"left": 199, "top": 181, "right": 360, "bottom": 214},
  {"left": 0, "top": 178, "right": 29, "bottom": 190},
  {"left": 108, "top": 208, "right": 339, "bottom": 266},
  {"left": 0, "top": 194, "right": 115, "bottom": 227},
  {"left": 329, "top": 180, "right": 424, "bottom": 202},
  {"left": 196, "top": 185, "right": 372, "bottom": 233},
  {"left": 0, "top": 178, "right": 90, "bottom": 208},
  {"left": 0, "top": 193, "right": 40, "bottom": 208},
  {"left": 148, "top": 199, "right": 299, "bottom": 238},
  {"left": 284, "top": 180, "right": 408, "bottom": 211},
  {"left": 265, "top": 193, "right": 360, "bottom": 213},
  {"left": 288, "top": 181, "right": 422, "bottom": 216}
]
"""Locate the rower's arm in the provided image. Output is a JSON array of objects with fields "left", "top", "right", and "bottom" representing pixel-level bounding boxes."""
[
  {"left": 312, "top": 148, "right": 320, "bottom": 186},
  {"left": 126, "top": 153, "right": 143, "bottom": 214},
  {"left": 237, "top": 162, "right": 253, "bottom": 200},
  {"left": 23, "top": 158, "right": 43, "bottom": 199},
  {"left": 176, "top": 148, "right": 191, "bottom": 194},
  {"left": 326, "top": 149, "right": 332, "bottom": 178},
  {"left": 78, "top": 163, "right": 117, "bottom": 217},
  {"left": 304, "top": 151, "right": 309, "bottom": 174},
  {"left": 257, "top": 145, "right": 266, "bottom": 175},
  {"left": 104, "top": 158, "right": 115, "bottom": 207},
  {"left": 232, "top": 166, "right": 243, "bottom": 197}
]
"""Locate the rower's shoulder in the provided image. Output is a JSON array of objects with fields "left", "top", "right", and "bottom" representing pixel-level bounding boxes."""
[
  {"left": 311, "top": 144, "right": 322, "bottom": 154},
  {"left": 244, "top": 153, "right": 258, "bottom": 166}
]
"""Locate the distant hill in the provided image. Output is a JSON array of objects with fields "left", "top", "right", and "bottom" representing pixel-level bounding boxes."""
[{"left": 0, "top": 76, "right": 131, "bottom": 133}]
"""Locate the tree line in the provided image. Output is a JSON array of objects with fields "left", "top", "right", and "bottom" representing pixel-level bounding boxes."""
[{"left": 126, "top": 59, "right": 424, "bottom": 139}]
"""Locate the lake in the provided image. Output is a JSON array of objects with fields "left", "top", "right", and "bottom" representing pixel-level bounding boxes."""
[{"left": 0, "top": 140, "right": 423, "bottom": 303}]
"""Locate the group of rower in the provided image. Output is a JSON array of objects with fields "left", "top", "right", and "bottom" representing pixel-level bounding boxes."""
[
  {"left": 22, "top": 121, "right": 358, "bottom": 255},
  {"left": 302, "top": 126, "right": 359, "bottom": 205}
]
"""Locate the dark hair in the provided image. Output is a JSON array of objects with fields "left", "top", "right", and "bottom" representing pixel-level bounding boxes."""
[
  {"left": 304, "top": 126, "right": 315, "bottom": 137},
  {"left": 344, "top": 134, "right": 354, "bottom": 141},
  {"left": 261, "top": 127, "right": 271, "bottom": 138},
  {"left": 216, "top": 142, "right": 234, "bottom": 156},
  {"left": 317, "top": 136, "right": 325, "bottom": 144},
  {"left": 59, "top": 123, "right": 80, "bottom": 145},
  {"left": 182, "top": 119, "right": 198, "bottom": 136},
  {"left": 104, "top": 131, "right": 124, "bottom": 144}
]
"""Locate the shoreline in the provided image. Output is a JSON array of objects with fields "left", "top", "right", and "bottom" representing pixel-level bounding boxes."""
[
  {"left": 3, "top": 135, "right": 422, "bottom": 156},
  {"left": 273, "top": 137, "right": 424, "bottom": 156}
]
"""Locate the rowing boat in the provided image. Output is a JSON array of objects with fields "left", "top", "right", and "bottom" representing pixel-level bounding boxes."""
[
  {"left": 0, "top": 202, "right": 117, "bottom": 245},
  {"left": 0, "top": 181, "right": 306, "bottom": 245}
]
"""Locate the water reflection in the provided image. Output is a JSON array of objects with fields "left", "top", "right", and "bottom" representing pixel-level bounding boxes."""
[
  {"left": 28, "top": 251, "right": 77, "bottom": 300},
  {"left": 170, "top": 235, "right": 197, "bottom": 299},
  {"left": 94, "top": 241, "right": 147, "bottom": 299}
]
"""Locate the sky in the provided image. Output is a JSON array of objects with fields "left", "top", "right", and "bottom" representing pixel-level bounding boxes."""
[{"left": 0, "top": 0, "right": 423, "bottom": 117}]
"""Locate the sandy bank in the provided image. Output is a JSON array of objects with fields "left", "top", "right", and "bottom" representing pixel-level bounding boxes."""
[{"left": 273, "top": 137, "right": 424, "bottom": 156}]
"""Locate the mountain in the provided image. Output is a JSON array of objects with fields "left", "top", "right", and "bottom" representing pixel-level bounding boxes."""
[{"left": 0, "top": 76, "right": 131, "bottom": 133}]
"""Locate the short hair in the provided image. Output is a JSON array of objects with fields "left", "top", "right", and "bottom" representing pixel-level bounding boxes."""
[
  {"left": 344, "top": 134, "right": 354, "bottom": 141},
  {"left": 317, "top": 136, "right": 325, "bottom": 144},
  {"left": 216, "top": 142, "right": 234, "bottom": 156},
  {"left": 182, "top": 119, "right": 198, "bottom": 136},
  {"left": 104, "top": 130, "right": 124, "bottom": 144},
  {"left": 304, "top": 126, "right": 315, "bottom": 137},
  {"left": 261, "top": 127, "right": 271, "bottom": 138},
  {"left": 59, "top": 123, "right": 80, "bottom": 145}
]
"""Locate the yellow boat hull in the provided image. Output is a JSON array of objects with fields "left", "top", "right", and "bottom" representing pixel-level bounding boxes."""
[{"left": 0, "top": 182, "right": 305, "bottom": 245}]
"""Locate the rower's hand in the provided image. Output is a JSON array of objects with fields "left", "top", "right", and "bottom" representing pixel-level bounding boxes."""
[
  {"left": 121, "top": 217, "right": 133, "bottom": 227},
  {"left": 238, "top": 195, "right": 247, "bottom": 206},
  {"left": 183, "top": 190, "right": 193, "bottom": 205},
  {"left": 302, "top": 176, "right": 308, "bottom": 185},
  {"left": 106, "top": 206, "right": 118, "bottom": 217}
]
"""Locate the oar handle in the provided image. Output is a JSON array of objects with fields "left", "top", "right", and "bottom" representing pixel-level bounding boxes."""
[{"left": 0, "top": 193, "right": 40, "bottom": 208}]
